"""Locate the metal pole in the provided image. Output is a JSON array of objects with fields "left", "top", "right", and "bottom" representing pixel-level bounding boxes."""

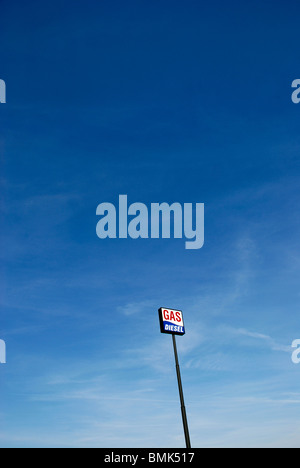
[{"left": 172, "top": 334, "right": 191, "bottom": 449}]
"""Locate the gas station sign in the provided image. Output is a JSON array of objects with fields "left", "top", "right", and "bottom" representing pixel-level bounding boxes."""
[{"left": 158, "top": 307, "right": 185, "bottom": 336}]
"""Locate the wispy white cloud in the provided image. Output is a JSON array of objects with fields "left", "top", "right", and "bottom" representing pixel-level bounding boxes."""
[
  {"left": 117, "top": 300, "right": 153, "bottom": 317},
  {"left": 217, "top": 325, "right": 291, "bottom": 352}
]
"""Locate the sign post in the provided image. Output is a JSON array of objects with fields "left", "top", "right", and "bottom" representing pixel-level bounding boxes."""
[{"left": 158, "top": 308, "right": 191, "bottom": 449}]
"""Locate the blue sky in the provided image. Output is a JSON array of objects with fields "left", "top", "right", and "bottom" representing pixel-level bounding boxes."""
[{"left": 1, "top": 0, "right": 300, "bottom": 448}]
